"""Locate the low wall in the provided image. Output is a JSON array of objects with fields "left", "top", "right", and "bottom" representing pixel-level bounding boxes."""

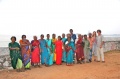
[{"left": 0, "top": 40, "right": 120, "bottom": 70}]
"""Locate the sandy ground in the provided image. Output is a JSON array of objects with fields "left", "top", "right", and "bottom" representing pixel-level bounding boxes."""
[{"left": 0, "top": 51, "right": 120, "bottom": 79}]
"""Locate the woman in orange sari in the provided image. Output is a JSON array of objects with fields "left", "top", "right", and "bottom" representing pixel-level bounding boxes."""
[
  {"left": 31, "top": 36, "right": 41, "bottom": 67},
  {"left": 19, "top": 35, "right": 31, "bottom": 70},
  {"left": 55, "top": 36, "right": 63, "bottom": 65}
]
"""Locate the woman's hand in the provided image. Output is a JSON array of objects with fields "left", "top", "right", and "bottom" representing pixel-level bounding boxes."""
[{"left": 15, "top": 47, "right": 20, "bottom": 50}]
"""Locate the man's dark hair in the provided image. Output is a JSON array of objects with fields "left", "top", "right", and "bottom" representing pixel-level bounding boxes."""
[{"left": 97, "top": 29, "right": 101, "bottom": 33}]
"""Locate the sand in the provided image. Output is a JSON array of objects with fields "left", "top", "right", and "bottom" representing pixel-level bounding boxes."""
[{"left": 0, "top": 51, "right": 120, "bottom": 79}]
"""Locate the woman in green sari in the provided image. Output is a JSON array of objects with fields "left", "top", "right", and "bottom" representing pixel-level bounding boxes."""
[{"left": 9, "top": 36, "right": 23, "bottom": 72}]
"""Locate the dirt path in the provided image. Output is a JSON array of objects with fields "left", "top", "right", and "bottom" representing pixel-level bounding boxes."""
[{"left": 0, "top": 51, "right": 120, "bottom": 79}]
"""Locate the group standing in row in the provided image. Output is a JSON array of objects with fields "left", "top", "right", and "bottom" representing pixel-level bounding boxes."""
[{"left": 8, "top": 29, "right": 105, "bottom": 72}]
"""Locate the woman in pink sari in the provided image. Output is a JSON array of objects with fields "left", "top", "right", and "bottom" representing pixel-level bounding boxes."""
[
  {"left": 31, "top": 36, "right": 41, "bottom": 67},
  {"left": 55, "top": 36, "right": 63, "bottom": 65}
]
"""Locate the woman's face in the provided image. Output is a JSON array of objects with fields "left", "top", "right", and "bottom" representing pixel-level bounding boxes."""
[
  {"left": 22, "top": 36, "right": 26, "bottom": 40},
  {"left": 93, "top": 31, "right": 96, "bottom": 36},
  {"left": 47, "top": 35, "right": 50, "bottom": 39},
  {"left": 68, "top": 38, "right": 71, "bottom": 42},
  {"left": 78, "top": 34, "right": 81, "bottom": 39},
  {"left": 11, "top": 38, "right": 15, "bottom": 43},
  {"left": 34, "top": 36, "right": 37, "bottom": 40},
  {"left": 41, "top": 35, "right": 44, "bottom": 39},
  {"left": 62, "top": 34, "right": 65, "bottom": 38},
  {"left": 52, "top": 34, "right": 56, "bottom": 38},
  {"left": 58, "top": 37, "right": 61, "bottom": 40}
]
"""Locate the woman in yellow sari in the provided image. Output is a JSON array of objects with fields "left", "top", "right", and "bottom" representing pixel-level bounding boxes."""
[{"left": 51, "top": 34, "right": 57, "bottom": 63}]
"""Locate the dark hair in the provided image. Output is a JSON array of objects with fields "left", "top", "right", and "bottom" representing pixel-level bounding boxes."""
[
  {"left": 70, "top": 29, "right": 73, "bottom": 32},
  {"left": 67, "top": 37, "right": 71, "bottom": 40},
  {"left": 58, "top": 36, "right": 61, "bottom": 40},
  {"left": 84, "top": 34, "right": 87, "bottom": 37},
  {"left": 47, "top": 34, "right": 50, "bottom": 36},
  {"left": 97, "top": 29, "right": 101, "bottom": 33},
  {"left": 11, "top": 36, "right": 16, "bottom": 41},
  {"left": 22, "top": 35, "right": 26, "bottom": 39},
  {"left": 52, "top": 34, "right": 56, "bottom": 36},
  {"left": 41, "top": 34, "right": 44, "bottom": 37}
]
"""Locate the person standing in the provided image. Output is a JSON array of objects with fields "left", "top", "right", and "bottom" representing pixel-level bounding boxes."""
[
  {"left": 39, "top": 34, "right": 49, "bottom": 66},
  {"left": 55, "top": 36, "right": 63, "bottom": 65},
  {"left": 31, "top": 36, "right": 41, "bottom": 67},
  {"left": 75, "top": 34, "right": 84, "bottom": 64},
  {"left": 88, "top": 33, "right": 93, "bottom": 62},
  {"left": 69, "top": 29, "right": 76, "bottom": 44},
  {"left": 51, "top": 34, "right": 57, "bottom": 63},
  {"left": 83, "top": 35, "right": 90, "bottom": 63},
  {"left": 96, "top": 30, "right": 105, "bottom": 63},
  {"left": 46, "top": 34, "right": 53, "bottom": 66},
  {"left": 19, "top": 35, "right": 31, "bottom": 70},
  {"left": 62, "top": 33, "right": 67, "bottom": 62},
  {"left": 66, "top": 37, "right": 75, "bottom": 66},
  {"left": 9, "top": 36, "right": 23, "bottom": 72},
  {"left": 69, "top": 29, "right": 76, "bottom": 63},
  {"left": 92, "top": 31, "right": 97, "bottom": 61}
]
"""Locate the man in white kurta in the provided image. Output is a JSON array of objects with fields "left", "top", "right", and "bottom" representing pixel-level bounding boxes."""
[{"left": 96, "top": 30, "right": 105, "bottom": 62}]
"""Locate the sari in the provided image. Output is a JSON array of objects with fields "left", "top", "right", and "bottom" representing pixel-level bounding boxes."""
[
  {"left": 39, "top": 39, "right": 49, "bottom": 65},
  {"left": 9, "top": 42, "right": 22, "bottom": 69},
  {"left": 51, "top": 38, "right": 57, "bottom": 62},
  {"left": 19, "top": 40, "right": 31, "bottom": 68},
  {"left": 66, "top": 41, "right": 75, "bottom": 64},
  {"left": 46, "top": 39, "right": 53, "bottom": 66},
  {"left": 62, "top": 38, "right": 67, "bottom": 62},
  {"left": 76, "top": 38, "right": 84, "bottom": 61},
  {"left": 55, "top": 40, "right": 63, "bottom": 65},
  {"left": 31, "top": 40, "right": 40, "bottom": 64}
]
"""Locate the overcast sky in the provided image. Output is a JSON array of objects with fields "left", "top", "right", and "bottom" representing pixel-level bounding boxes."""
[{"left": 0, "top": 0, "right": 120, "bottom": 36}]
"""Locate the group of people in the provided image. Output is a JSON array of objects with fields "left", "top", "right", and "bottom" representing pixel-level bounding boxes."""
[{"left": 8, "top": 29, "right": 105, "bottom": 72}]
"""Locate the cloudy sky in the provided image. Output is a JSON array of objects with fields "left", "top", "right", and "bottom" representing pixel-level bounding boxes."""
[{"left": 0, "top": 0, "right": 120, "bottom": 36}]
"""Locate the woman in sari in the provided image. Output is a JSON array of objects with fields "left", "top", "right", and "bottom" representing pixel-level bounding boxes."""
[
  {"left": 19, "top": 35, "right": 31, "bottom": 70},
  {"left": 39, "top": 34, "right": 49, "bottom": 67},
  {"left": 9, "top": 36, "right": 23, "bottom": 72},
  {"left": 51, "top": 34, "right": 57, "bottom": 63},
  {"left": 75, "top": 34, "right": 84, "bottom": 64},
  {"left": 62, "top": 33, "right": 67, "bottom": 62},
  {"left": 46, "top": 34, "right": 53, "bottom": 66},
  {"left": 92, "top": 31, "right": 97, "bottom": 61},
  {"left": 55, "top": 36, "right": 63, "bottom": 65},
  {"left": 31, "top": 36, "right": 41, "bottom": 67},
  {"left": 65, "top": 37, "right": 75, "bottom": 66}
]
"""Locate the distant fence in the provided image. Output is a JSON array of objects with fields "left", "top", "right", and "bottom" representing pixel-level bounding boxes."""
[{"left": 0, "top": 41, "right": 120, "bottom": 70}]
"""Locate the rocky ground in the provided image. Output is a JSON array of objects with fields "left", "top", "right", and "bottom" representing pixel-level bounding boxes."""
[{"left": 0, "top": 51, "right": 120, "bottom": 79}]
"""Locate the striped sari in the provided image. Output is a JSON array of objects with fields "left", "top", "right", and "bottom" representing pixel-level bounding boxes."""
[
  {"left": 19, "top": 40, "right": 31, "bottom": 68},
  {"left": 51, "top": 38, "right": 57, "bottom": 62}
]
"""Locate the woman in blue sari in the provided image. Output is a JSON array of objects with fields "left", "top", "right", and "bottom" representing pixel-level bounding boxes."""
[
  {"left": 65, "top": 37, "right": 75, "bottom": 66},
  {"left": 46, "top": 34, "right": 53, "bottom": 66},
  {"left": 39, "top": 34, "right": 49, "bottom": 67},
  {"left": 62, "top": 33, "right": 67, "bottom": 62}
]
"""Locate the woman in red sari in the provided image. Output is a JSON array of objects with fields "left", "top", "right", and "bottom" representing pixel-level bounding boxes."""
[
  {"left": 31, "top": 36, "right": 41, "bottom": 67},
  {"left": 55, "top": 36, "right": 63, "bottom": 65},
  {"left": 75, "top": 34, "right": 84, "bottom": 64}
]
